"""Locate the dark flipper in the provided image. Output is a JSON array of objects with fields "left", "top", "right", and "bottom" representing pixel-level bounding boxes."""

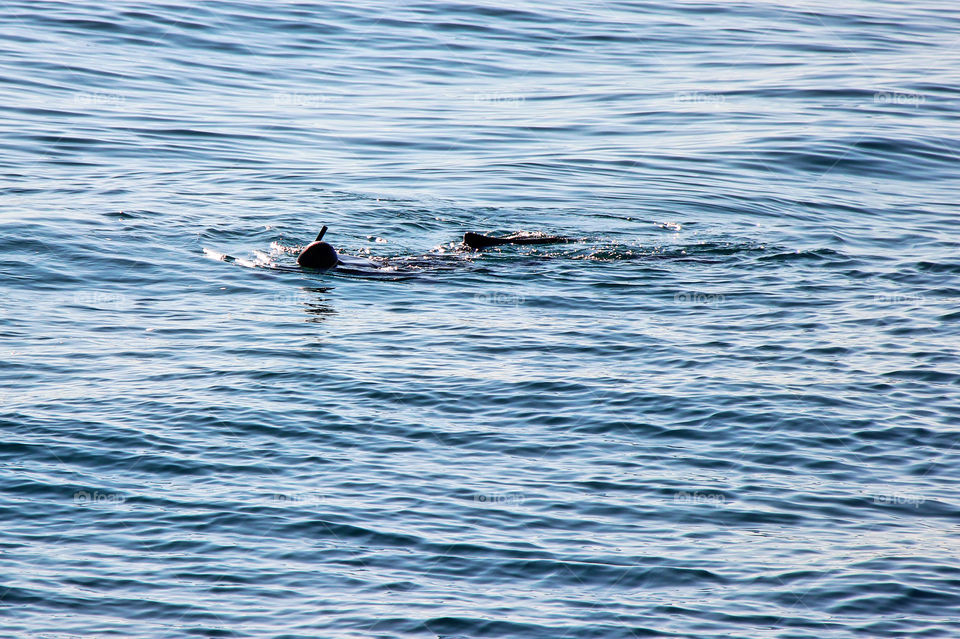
[
  {"left": 315, "top": 226, "right": 328, "bottom": 242},
  {"left": 463, "top": 231, "right": 572, "bottom": 250}
]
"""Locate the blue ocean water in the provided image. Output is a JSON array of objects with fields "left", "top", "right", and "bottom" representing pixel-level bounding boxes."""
[{"left": 2, "top": 1, "right": 959, "bottom": 637}]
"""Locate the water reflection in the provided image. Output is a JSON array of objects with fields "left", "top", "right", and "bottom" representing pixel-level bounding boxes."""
[{"left": 300, "top": 286, "right": 335, "bottom": 323}]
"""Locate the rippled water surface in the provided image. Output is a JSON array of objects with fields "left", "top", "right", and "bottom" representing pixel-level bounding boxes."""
[{"left": 2, "top": 1, "right": 960, "bottom": 637}]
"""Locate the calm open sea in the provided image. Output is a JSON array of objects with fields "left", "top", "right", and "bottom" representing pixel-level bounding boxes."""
[{"left": 2, "top": 1, "right": 959, "bottom": 637}]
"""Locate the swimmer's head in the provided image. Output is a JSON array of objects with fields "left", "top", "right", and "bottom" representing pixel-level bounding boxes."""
[{"left": 297, "top": 240, "right": 339, "bottom": 270}]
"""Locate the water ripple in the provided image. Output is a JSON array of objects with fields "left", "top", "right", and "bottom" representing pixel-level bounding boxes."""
[{"left": 2, "top": 0, "right": 960, "bottom": 637}]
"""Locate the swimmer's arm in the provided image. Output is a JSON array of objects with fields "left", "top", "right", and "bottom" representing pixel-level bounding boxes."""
[{"left": 463, "top": 232, "right": 573, "bottom": 249}]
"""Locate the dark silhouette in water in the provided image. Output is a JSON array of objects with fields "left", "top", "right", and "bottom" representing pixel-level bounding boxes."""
[
  {"left": 462, "top": 231, "right": 573, "bottom": 249},
  {"left": 297, "top": 227, "right": 573, "bottom": 271},
  {"left": 296, "top": 226, "right": 339, "bottom": 270}
]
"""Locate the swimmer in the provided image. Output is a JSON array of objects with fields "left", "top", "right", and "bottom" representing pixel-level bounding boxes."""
[{"left": 297, "top": 226, "right": 573, "bottom": 270}]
